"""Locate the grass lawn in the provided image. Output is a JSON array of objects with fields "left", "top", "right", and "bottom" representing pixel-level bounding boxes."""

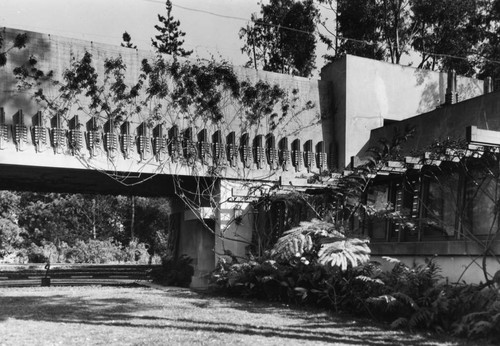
[{"left": 0, "top": 284, "right": 482, "bottom": 346}]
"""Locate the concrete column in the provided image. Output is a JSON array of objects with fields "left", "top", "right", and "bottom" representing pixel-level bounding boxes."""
[
  {"left": 214, "top": 180, "right": 255, "bottom": 265},
  {"left": 177, "top": 217, "right": 215, "bottom": 288}
]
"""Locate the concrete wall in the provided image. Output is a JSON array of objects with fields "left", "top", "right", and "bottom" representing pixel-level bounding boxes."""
[
  {"left": 0, "top": 28, "right": 328, "bottom": 184},
  {"left": 366, "top": 90, "right": 500, "bottom": 154},
  {"left": 321, "top": 55, "right": 484, "bottom": 168},
  {"left": 214, "top": 180, "right": 255, "bottom": 262},
  {"left": 373, "top": 255, "right": 500, "bottom": 284},
  {"left": 0, "top": 27, "right": 332, "bottom": 288},
  {"left": 177, "top": 218, "right": 215, "bottom": 288}
]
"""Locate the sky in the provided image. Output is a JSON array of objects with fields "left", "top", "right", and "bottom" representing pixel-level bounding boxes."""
[
  {"left": 0, "top": 0, "right": 265, "bottom": 68},
  {"left": 0, "top": 0, "right": 334, "bottom": 77}
]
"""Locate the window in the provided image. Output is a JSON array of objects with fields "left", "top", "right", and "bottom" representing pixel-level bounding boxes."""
[
  {"left": 366, "top": 183, "right": 389, "bottom": 240},
  {"left": 421, "top": 172, "right": 458, "bottom": 239},
  {"left": 465, "top": 170, "right": 500, "bottom": 236}
]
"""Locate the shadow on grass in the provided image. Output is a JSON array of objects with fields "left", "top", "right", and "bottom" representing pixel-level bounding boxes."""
[{"left": 0, "top": 287, "right": 460, "bottom": 346}]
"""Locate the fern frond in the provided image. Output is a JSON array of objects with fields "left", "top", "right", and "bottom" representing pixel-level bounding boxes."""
[
  {"left": 317, "top": 238, "right": 370, "bottom": 271},
  {"left": 409, "top": 308, "right": 432, "bottom": 329},
  {"left": 393, "top": 292, "right": 418, "bottom": 310},
  {"left": 462, "top": 311, "right": 489, "bottom": 324},
  {"left": 289, "top": 219, "right": 344, "bottom": 238},
  {"left": 355, "top": 275, "right": 385, "bottom": 285},
  {"left": 271, "top": 230, "right": 313, "bottom": 261},
  {"left": 382, "top": 256, "right": 400, "bottom": 263},
  {"left": 390, "top": 317, "right": 408, "bottom": 329},
  {"left": 491, "top": 312, "right": 500, "bottom": 325},
  {"left": 367, "top": 294, "right": 396, "bottom": 307},
  {"left": 469, "top": 321, "right": 493, "bottom": 338}
]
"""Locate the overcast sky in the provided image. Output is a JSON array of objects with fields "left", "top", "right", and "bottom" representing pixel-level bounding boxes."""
[{"left": 0, "top": 0, "right": 262, "bottom": 66}]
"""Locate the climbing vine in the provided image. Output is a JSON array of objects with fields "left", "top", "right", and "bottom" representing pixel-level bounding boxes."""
[{"left": 15, "top": 51, "right": 315, "bottom": 139}]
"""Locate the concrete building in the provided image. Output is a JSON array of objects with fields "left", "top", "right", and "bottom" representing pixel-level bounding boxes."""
[{"left": 0, "top": 27, "right": 496, "bottom": 285}]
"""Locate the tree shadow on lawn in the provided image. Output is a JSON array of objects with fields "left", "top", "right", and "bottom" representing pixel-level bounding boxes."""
[{"left": 0, "top": 288, "right": 466, "bottom": 346}]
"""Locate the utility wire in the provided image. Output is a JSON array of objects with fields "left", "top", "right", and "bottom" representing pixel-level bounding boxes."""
[
  {"left": 163, "top": 0, "right": 500, "bottom": 66},
  {"left": 7, "top": 0, "right": 500, "bottom": 67}
]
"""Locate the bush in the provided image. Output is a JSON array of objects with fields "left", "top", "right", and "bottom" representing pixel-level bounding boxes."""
[
  {"left": 2, "top": 239, "right": 154, "bottom": 264},
  {"left": 151, "top": 254, "right": 194, "bottom": 287},
  {"left": 26, "top": 242, "right": 57, "bottom": 263},
  {"left": 210, "top": 254, "right": 500, "bottom": 343}
]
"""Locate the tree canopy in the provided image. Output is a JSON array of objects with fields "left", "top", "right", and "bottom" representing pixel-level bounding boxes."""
[
  {"left": 319, "top": 0, "right": 500, "bottom": 78},
  {"left": 240, "top": 0, "right": 318, "bottom": 77}
]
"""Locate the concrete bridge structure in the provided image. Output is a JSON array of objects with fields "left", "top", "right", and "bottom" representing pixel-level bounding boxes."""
[{"left": 0, "top": 28, "right": 487, "bottom": 286}]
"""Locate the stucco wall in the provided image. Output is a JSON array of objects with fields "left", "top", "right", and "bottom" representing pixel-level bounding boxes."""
[
  {"left": 373, "top": 255, "right": 500, "bottom": 284},
  {"left": 366, "top": 90, "right": 500, "bottom": 154},
  {"left": 0, "top": 27, "right": 327, "bottom": 184},
  {"left": 321, "top": 55, "right": 484, "bottom": 168}
]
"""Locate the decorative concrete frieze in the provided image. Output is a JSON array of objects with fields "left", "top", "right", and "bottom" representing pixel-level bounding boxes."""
[
  {"left": 0, "top": 108, "right": 8, "bottom": 150},
  {"left": 226, "top": 132, "right": 238, "bottom": 167},
  {"left": 68, "top": 115, "right": 84, "bottom": 155},
  {"left": 120, "top": 121, "right": 134, "bottom": 159},
  {"left": 240, "top": 133, "right": 252, "bottom": 168},
  {"left": 136, "top": 122, "right": 151, "bottom": 161},
  {"left": 152, "top": 123, "right": 168, "bottom": 162},
  {"left": 266, "top": 134, "right": 278, "bottom": 170},
  {"left": 278, "top": 137, "right": 291, "bottom": 171},
  {"left": 168, "top": 125, "right": 182, "bottom": 162}
]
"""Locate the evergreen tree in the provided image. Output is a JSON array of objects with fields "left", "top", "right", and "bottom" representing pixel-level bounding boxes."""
[
  {"left": 121, "top": 31, "right": 137, "bottom": 49},
  {"left": 151, "top": 0, "right": 192, "bottom": 57}
]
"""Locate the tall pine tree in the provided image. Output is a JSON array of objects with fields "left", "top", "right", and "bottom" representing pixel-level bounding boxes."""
[
  {"left": 151, "top": 0, "right": 192, "bottom": 57},
  {"left": 121, "top": 32, "right": 137, "bottom": 49}
]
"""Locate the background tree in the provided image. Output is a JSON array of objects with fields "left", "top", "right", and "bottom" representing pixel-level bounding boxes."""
[
  {"left": 319, "top": 0, "right": 494, "bottom": 76},
  {"left": 477, "top": 0, "right": 500, "bottom": 80},
  {"left": 0, "top": 191, "right": 25, "bottom": 258},
  {"left": 121, "top": 31, "right": 137, "bottom": 49},
  {"left": 151, "top": 0, "right": 192, "bottom": 57},
  {"left": 412, "top": 0, "right": 487, "bottom": 76},
  {"left": 323, "top": 0, "right": 417, "bottom": 64},
  {"left": 17, "top": 193, "right": 126, "bottom": 246},
  {"left": 240, "top": 0, "right": 318, "bottom": 77}
]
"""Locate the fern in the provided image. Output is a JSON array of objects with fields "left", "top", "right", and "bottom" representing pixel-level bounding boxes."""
[
  {"left": 355, "top": 275, "right": 384, "bottom": 285},
  {"left": 408, "top": 308, "right": 432, "bottom": 329},
  {"left": 469, "top": 320, "right": 493, "bottom": 338},
  {"left": 382, "top": 256, "right": 401, "bottom": 264},
  {"left": 271, "top": 230, "right": 313, "bottom": 260},
  {"left": 392, "top": 291, "right": 418, "bottom": 310},
  {"left": 270, "top": 219, "right": 365, "bottom": 268},
  {"left": 317, "top": 238, "right": 371, "bottom": 270},
  {"left": 391, "top": 317, "right": 408, "bottom": 329}
]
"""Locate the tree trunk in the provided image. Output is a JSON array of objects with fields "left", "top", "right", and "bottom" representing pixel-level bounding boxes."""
[
  {"left": 92, "top": 198, "right": 96, "bottom": 239},
  {"left": 130, "top": 196, "right": 135, "bottom": 240}
]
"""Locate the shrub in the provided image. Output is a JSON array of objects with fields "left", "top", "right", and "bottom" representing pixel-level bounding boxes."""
[
  {"left": 26, "top": 242, "right": 57, "bottom": 263},
  {"left": 211, "top": 253, "right": 500, "bottom": 343},
  {"left": 151, "top": 254, "right": 194, "bottom": 287}
]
